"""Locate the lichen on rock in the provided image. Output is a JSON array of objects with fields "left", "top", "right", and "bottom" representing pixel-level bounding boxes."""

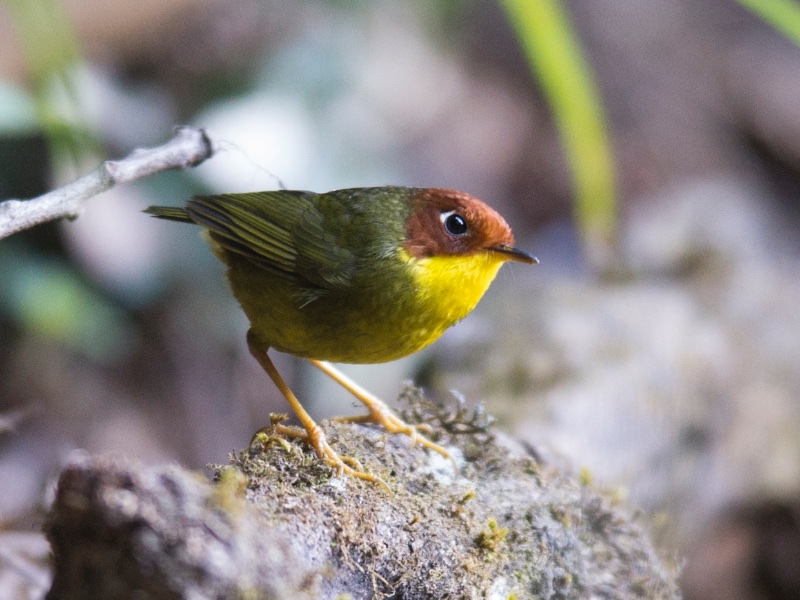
[{"left": 46, "top": 388, "right": 680, "bottom": 599}]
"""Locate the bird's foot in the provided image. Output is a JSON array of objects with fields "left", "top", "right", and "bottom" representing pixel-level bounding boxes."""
[
  {"left": 250, "top": 413, "right": 298, "bottom": 453},
  {"left": 304, "top": 420, "right": 391, "bottom": 493},
  {"left": 306, "top": 360, "right": 457, "bottom": 473},
  {"left": 334, "top": 403, "right": 458, "bottom": 473},
  {"left": 252, "top": 414, "right": 390, "bottom": 493}
]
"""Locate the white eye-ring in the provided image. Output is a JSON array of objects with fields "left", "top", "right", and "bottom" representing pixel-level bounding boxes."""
[{"left": 440, "top": 210, "right": 468, "bottom": 236}]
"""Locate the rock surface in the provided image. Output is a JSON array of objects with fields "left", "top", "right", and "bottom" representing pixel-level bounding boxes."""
[{"left": 45, "top": 394, "right": 679, "bottom": 599}]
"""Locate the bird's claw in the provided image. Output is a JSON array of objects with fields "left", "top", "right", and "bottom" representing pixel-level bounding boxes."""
[
  {"left": 306, "top": 422, "right": 391, "bottom": 493},
  {"left": 334, "top": 405, "right": 457, "bottom": 473}
]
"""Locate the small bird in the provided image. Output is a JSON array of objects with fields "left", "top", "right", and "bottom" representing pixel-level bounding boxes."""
[{"left": 146, "top": 186, "right": 536, "bottom": 487}]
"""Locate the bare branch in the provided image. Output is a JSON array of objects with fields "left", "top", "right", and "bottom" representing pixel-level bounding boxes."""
[{"left": 0, "top": 127, "right": 215, "bottom": 240}]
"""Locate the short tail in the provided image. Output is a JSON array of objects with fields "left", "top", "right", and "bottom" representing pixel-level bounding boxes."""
[{"left": 143, "top": 205, "right": 192, "bottom": 223}]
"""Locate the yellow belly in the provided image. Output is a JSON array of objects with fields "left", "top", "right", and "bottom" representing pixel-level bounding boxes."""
[{"left": 232, "top": 250, "right": 506, "bottom": 364}]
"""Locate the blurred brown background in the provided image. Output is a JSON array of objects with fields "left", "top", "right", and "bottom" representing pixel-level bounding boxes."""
[{"left": 1, "top": 1, "right": 799, "bottom": 598}]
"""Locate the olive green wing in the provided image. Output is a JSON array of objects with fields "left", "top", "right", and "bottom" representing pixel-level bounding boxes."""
[
  {"left": 143, "top": 206, "right": 192, "bottom": 222},
  {"left": 185, "top": 191, "right": 357, "bottom": 291}
]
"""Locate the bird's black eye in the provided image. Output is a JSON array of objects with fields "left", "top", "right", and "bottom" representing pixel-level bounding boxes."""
[{"left": 441, "top": 211, "right": 468, "bottom": 236}]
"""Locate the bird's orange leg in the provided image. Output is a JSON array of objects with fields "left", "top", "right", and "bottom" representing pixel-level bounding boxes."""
[
  {"left": 247, "top": 331, "right": 389, "bottom": 492},
  {"left": 307, "top": 359, "right": 456, "bottom": 470}
]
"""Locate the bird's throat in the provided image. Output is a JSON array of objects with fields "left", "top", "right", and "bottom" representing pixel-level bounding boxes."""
[{"left": 399, "top": 248, "right": 506, "bottom": 328}]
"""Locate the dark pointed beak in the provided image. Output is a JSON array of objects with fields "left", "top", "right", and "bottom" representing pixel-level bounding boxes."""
[{"left": 489, "top": 244, "right": 539, "bottom": 264}]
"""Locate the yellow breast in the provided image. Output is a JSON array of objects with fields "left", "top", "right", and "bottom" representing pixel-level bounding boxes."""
[
  {"left": 397, "top": 248, "right": 507, "bottom": 351},
  {"left": 231, "top": 248, "right": 507, "bottom": 365}
]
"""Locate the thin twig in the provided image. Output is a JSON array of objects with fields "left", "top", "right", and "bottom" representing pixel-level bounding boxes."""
[{"left": 0, "top": 126, "right": 215, "bottom": 240}]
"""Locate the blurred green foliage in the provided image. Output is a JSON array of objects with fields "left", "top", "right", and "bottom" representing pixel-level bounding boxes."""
[
  {"left": 0, "top": 244, "right": 134, "bottom": 363},
  {"left": 0, "top": 1, "right": 121, "bottom": 359},
  {"left": 0, "top": 81, "right": 39, "bottom": 136},
  {"left": 500, "top": 0, "right": 617, "bottom": 262},
  {"left": 737, "top": 0, "right": 800, "bottom": 45},
  {"left": 3, "top": 0, "right": 99, "bottom": 169}
]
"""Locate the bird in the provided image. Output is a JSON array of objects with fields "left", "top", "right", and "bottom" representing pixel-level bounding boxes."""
[{"left": 146, "top": 186, "right": 537, "bottom": 487}]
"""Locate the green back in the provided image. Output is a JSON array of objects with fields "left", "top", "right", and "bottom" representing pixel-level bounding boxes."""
[{"left": 150, "top": 187, "right": 415, "bottom": 294}]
